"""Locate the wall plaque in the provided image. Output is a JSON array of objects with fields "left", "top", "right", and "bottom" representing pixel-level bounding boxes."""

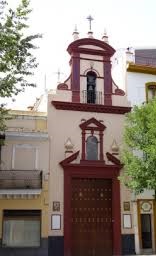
[
  {"left": 51, "top": 214, "right": 61, "bottom": 230},
  {"left": 123, "top": 201, "right": 130, "bottom": 211},
  {"left": 123, "top": 214, "right": 132, "bottom": 228},
  {"left": 53, "top": 201, "right": 60, "bottom": 212},
  {"left": 141, "top": 201, "right": 152, "bottom": 212}
]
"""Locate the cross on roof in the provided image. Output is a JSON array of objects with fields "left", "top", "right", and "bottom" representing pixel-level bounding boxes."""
[
  {"left": 54, "top": 69, "right": 64, "bottom": 83},
  {"left": 87, "top": 15, "right": 94, "bottom": 31}
]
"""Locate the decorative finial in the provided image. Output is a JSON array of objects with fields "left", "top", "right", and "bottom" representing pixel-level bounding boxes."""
[
  {"left": 126, "top": 47, "right": 135, "bottom": 63},
  {"left": 65, "top": 138, "right": 74, "bottom": 151},
  {"left": 102, "top": 28, "right": 109, "bottom": 44},
  {"left": 111, "top": 139, "right": 119, "bottom": 155},
  {"left": 72, "top": 24, "right": 79, "bottom": 41},
  {"left": 74, "top": 24, "right": 78, "bottom": 32},
  {"left": 64, "top": 138, "right": 74, "bottom": 158},
  {"left": 87, "top": 15, "right": 94, "bottom": 31}
]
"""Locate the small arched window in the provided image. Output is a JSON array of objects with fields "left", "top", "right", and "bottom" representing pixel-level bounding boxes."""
[
  {"left": 86, "top": 136, "right": 98, "bottom": 160},
  {"left": 146, "top": 82, "right": 156, "bottom": 102},
  {"left": 87, "top": 71, "right": 96, "bottom": 103}
]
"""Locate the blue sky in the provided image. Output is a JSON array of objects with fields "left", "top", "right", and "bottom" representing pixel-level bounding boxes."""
[{"left": 3, "top": 0, "right": 156, "bottom": 109}]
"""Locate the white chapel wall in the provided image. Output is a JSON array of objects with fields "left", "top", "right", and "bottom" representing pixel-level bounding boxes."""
[{"left": 48, "top": 95, "right": 127, "bottom": 236}]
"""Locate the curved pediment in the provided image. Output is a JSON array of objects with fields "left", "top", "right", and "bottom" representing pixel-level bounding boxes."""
[{"left": 67, "top": 38, "right": 115, "bottom": 57}]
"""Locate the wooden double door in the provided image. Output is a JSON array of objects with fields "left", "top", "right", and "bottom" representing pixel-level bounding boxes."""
[{"left": 71, "top": 178, "right": 112, "bottom": 256}]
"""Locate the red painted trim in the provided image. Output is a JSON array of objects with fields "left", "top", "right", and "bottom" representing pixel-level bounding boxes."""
[
  {"left": 80, "top": 160, "right": 105, "bottom": 165},
  {"left": 99, "top": 131, "right": 104, "bottom": 160},
  {"left": 72, "top": 48, "right": 112, "bottom": 56},
  {"left": 62, "top": 162, "right": 122, "bottom": 256},
  {"left": 79, "top": 118, "right": 105, "bottom": 161},
  {"left": 112, "top": 177, "right": 121, "bottom": 255},
  {"left": 80, "top": 57, "right": 105, "bottom": 62},
  {"left": 80, "top": 74, "right": 104, "bottom": 79},
  {"left": 52, "top": 100, "right": 131, "bottom": 114},
  {"left": 67, "top": 38, "right": 115, "bottom": 57},
  {"left": 106, "top": 152, "right": 122, "bottom": 165},
  {"left": 104, "top": 60, "right": 112, "bottom": 105},
  {"left": 64, "top": 171, "right": 71, "bottom": 256},
  {"left": 79, "top": 117, "right": 106, "bottom": 130},
  {"left": 63, "top": 163, "right": 120, "bottom": 174},
  {"left": 72, "top": 91, "right": 80, "bottom": 103},
  {"left": 64, "top": 74, "right": 71, "bottom": 84},
  {"left": 69, "top": 58, "right": 72, "bottom": 66},
  {"left": 81, "top": 131, "right": 85, "bottom": 160},
  {"left": 81, "top": 126, "right": 103, "bottom": 132},
  {"left": 114, "top": 88, "right": 125, "bottom": 96},
  {"left": 57, "top": 83, "right": 68, "bottom": 90},
  {"left": 112, "top": 79, "right": 125, "bottom": 96},
  {"left": 71, "top": 52, "right": 80, "bottom": 102},
  {"left": 60, "top": 151, "right": 79, "bottom": 166},
  {"left": 83, "top": 68, "right": 100, "bottom": 77}
]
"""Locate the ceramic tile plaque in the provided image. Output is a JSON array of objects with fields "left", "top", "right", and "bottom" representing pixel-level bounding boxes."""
[
  {"left": 123, "top": 201, "right": 130, "bottom": 211},
  {"left": 53, "top": 201, "right": 60, "bottom": 212}
]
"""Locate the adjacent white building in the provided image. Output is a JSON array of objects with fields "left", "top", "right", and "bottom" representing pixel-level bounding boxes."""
[{"left": 114, "top": 47, "right": 156, "bottom": 255}]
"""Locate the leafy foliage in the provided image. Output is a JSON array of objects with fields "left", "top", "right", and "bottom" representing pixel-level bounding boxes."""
[
  {"left": 0, "top": 104, "right": 8, "bottom": 132},
  {"left": 121, "top": 99, "right": 156, "bottom": 194},
  {"left": 0, "top": 0, "right": 41, "bottom": 133}
]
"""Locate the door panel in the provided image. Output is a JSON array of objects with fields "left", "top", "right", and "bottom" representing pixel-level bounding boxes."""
[
  {"left": 141, "top": 214, "right": 152, "bottom": 249},
  {"left": 71, "top": 178, "right": 112, "bottom": 256}
]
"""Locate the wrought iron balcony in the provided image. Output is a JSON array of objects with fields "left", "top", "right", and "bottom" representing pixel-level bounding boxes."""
[
  {"left": 0, "top": 170, "right": 42, "bottom": 189},
  {"left": 82, "top": 90, "right": 103, "bottom": 104}
]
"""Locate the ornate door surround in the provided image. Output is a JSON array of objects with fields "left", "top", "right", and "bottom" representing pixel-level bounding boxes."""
[{"left": 60, "top": 152, "right": 122, "bottom": 256}]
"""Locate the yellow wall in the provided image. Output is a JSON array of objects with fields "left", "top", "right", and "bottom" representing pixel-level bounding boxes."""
[
  {"left": 1, "top": 110, "right": 49, "bottom": 239},
  {"left": 35, "top": 119, "right": 47, "bottom": 131},
  {"left": 6, "top": 110, "right": 47, "bottom": 133},
  {"left": 0, "top": 179, "right": 49, "bottom": 239}
]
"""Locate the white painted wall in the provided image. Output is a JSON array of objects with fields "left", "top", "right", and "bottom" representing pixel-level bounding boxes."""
[
  {"left": 48, "top": 92, "right": 132, "bottom": 236},
  {"left": 126, "top": 72, "right": 156, "bottom": 106}
]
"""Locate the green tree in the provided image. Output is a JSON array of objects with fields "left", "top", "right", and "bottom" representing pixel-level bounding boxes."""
[
  {"left": 0, "top": 0, "right": 41, "bottom": 132},
  {"left": 121, "top": 99, "right": 156, "bottom": 196}
]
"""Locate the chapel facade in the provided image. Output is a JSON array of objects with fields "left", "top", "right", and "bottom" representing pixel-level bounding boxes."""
[{"left": 48, "top": 28, "right": 132, "bottom": 256}]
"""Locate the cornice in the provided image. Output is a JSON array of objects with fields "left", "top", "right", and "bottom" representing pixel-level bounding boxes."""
[
  {"left": 9, "top": 110, "right": 47, "bottom": 117},
  {"left": 0, "top": 189, "right": 41, "bottom": 197},
  {"left": 72, "top": 48, "right": 112, "bottom": 57},
  {"left": 52, "top": 101, "right": 131, "bottom": 114},
  {"left": 127, "top": 63, "right": 156, "bottom": 75},
  {"left": 5, "top": 131, "right": 48, "bottom": 141}
]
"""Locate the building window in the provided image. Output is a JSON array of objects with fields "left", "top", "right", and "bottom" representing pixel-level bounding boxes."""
[
  {"left": 87, "top": 71, "right": 96, "bottom": 103},
  {"left": 12, "top": 144, "right": 39, "bottom": 170},
  {"left": 146, "top": 82, "right": 156, "bottom": 102},
  {"left": 86, "top": 136, "right": 98, "bottom": 160},
  {"left": 2, "top": 210, "right": 41, "bottom": 247},
  {"left": 79, "top": 117, "right": 106, "bottom": 161}
]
